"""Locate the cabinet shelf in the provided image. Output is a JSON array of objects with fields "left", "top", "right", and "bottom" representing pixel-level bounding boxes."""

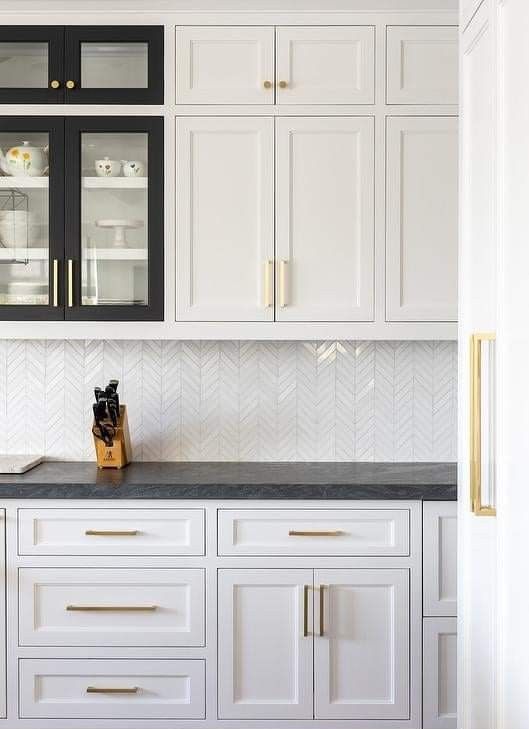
[
  {"left": 0, "top": 177, "right": 49, "bottom": 189},
  {"left": 82, "top": 177, "right": 147, "bottom": 189},
  {"left": 0, "top": 248, "right": 148, "bottom": 261}
]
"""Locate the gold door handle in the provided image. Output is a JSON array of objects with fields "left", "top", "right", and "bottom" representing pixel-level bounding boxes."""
[
  {"left": 67, "top": 259, "right": 73, "bottom": 307},
  {"left": 65, "top": 80, "right": 76, "bottom": 89},
  {"left": 66, "top": 605, "right": 158, "bottom": 612},
  {"left": 319, "top": 585, "right": 325, "bottom": 637},
  {"left": 263, "top": 80, "right": 273, "bottom": 89},
  {"left": 279, "top": 260, "right": 288, "bottom": 307},
  {"left": 52, "top": 259, "right": 59, "bottom": 307},
  {"left": 87, "top": 687, "right": 138, "bottom": 694},
  {"left": 85, "top": 529, "right": 139, "bottom": 536},
  {"left": 278, "top": 80, "right": 288, "bottom": 88},
  {"left": 263, "top": 259, "right": 273, "bottom": 308},
  {"left": 303, "top": 584, "right": 310, "bottom": 637},
  {"left": 50, "top": 80, "right": 61, "bottom": 89},
  {"left": 289, "top": 530, "right": 343, "bottom": 537}
]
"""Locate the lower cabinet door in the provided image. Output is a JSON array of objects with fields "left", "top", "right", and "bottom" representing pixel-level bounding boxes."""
[
  {"left": 423, "top": 617, "right": 457, "bottom": 729},
  {"left": 19, "top": 659, "right": 205, "bottom": 719},
  {"left": 314, "top": 568, "right": 410, "bottom": 720},
  {"left": 217, "top": 569, "right": 313, "bottom": 720}
]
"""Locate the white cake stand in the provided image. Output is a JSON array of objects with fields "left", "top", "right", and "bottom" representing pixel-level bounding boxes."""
[{"left": 95, "top": 219, "right": 144, "bottom": 248}]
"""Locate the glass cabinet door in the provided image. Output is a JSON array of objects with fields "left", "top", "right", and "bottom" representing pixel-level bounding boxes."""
[
  {"left": 64, "top": 27, "right": 163, "bottom": 104},
  {"left": 65, "top": 117, "right": 163, "bottom": 321},
  {"left": 0, "top": 28, "right": 64, "bottom": 103},
  {"left": 0, "top": 118, "right": 64, "bottom": 320}
]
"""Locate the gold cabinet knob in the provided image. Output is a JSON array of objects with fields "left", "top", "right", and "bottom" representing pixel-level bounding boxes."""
[
  {"left": 278, "top": 80, "right": 288, "bottom": 89},
  {"left": 65, "top": 80, "right": 76, "bottom": 90},
  {"left": 263, "top": 80, "right": 273, "bottom": 89},
  {"left": 50, "top": 79, "right": 61, "bottom": 89}
]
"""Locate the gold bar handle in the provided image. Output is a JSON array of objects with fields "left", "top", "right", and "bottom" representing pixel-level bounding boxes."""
[
  {"left": 303, "top": 584, "right": 309, "bottom": 637},
  {"left": 319, "top": 584, "right": 325, "bottom": 637},
  {"left": 52, "top": 259, "right": 59, "bottom": 307},
  {"left": 289, "top": 530, "right": 343, "bottom": 537},
  {"left": 279, "top": 260, "right": 288, "bottom": 307},
  {"left": 85, "top": 530, "right": 139, "bottom": 536},
  {"left": 66, "top": 605, "right": 157, "bottom": 612},
  {"left": 263, "top": 259, "right": 273, "bottom": 308},
  {"left": 86, "top": 687, "right": 138, "bottom": 694},
  {"left": 67, "top": 259, "right": 73, "bottom": 307}
]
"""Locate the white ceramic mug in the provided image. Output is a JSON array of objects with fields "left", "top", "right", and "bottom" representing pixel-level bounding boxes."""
[
  {"left": 95, "top": 157, "right": 121, "bottom": 177},
  {"left": 121, "top": 160, "right": 145, "bottom": 177}
]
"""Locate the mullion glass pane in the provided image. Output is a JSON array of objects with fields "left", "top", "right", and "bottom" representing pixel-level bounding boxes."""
[
  {"left": 81, "top": 42, "right": 148, "bottom": 88},
  {"left": 0, "top": 42, "right": 48, "bottom": 88}
]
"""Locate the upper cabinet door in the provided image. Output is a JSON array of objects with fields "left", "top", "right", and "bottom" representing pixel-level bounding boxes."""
[
  {"left": 314, "top": 569, "right": 410, "bottom": 720},
  {"left": 176, "top": 117, "right": 274, "bottom": 321},
  {"left": 276, "top": 26, "right": 374, "bottom": 104},
  {"left": 386, "top": 116, "right": 458, "bottom": 322},
  {"left": 176, "top": 27, "right": 274, "bottom": 104},
  {"left": 64, "top": 26, "right": 163, "bottom": 104},
  {"left": 386, "top": 26, "right": 458, "bottom": 105},
  {"left": 275, "top": 116, "right": 374, "bottom": 321},
  {"left": 0, "top": 27, "right": 64, "bottom": 103},
  {"left": 64, "top": 116, "right": 164, "bottom": 321}
]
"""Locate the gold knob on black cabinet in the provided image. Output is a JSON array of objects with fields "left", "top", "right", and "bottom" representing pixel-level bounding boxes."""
[
  {"left": 65, "top": 80, "right": 76, "bottom": 90},
  {"left": 50, "top": 79, "right": 61, "bottom": 89}
]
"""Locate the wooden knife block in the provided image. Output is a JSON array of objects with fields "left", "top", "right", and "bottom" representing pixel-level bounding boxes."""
[{"left": 94, "top": 405, "right": 131, "bottom": 469}]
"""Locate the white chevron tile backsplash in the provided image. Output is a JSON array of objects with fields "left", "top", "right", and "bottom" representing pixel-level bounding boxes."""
[{"left": 0, "top": 340, "right": 457, "bottom": 462}]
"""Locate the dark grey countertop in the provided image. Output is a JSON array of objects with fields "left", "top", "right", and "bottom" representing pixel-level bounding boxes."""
[{"left": 0, "top": 461, "right": 457, "bottom": 500}]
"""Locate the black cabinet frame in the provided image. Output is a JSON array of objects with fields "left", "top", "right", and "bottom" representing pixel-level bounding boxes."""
[{"left": 0, "top": 28, "right": 64, "bottom": 104}]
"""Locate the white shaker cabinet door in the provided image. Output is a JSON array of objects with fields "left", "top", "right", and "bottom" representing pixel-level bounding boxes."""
[
  {"left": 0, "top": 511, "right": 4, "bottom": 718},
  {"left": 176, "top": 117, "right": 274, "bottom": 321},
  {"left": 276, "top": 26, "right": 375, "bottom": 104},
  {"left": 176, "top": 26, "right": 274, "bottom": 104},
  {"left": 386, "top": 116, "right": 458, "bottom": 321},
  {"left": 275, "top": 116, "right": 374, "bottom": 321},
  {"left": 423, "top": 501, "right": 457, "bottom": 616},
  {"left": 314, "top": 568, "right": 409, "bottom": 720},
  {"left": 218, "top": 569, "right": 313, "bottom": 720},
  {"left": 423, "top": 618, "right": 457, "bottom": 729}
]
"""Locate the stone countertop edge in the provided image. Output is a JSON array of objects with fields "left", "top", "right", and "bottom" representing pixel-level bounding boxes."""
[{"left": 0, "top": 461, "right": 457, "bottom": 500}]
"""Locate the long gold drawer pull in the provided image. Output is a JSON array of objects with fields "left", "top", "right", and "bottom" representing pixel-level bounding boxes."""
[
  {"left": 87, "top": 687, "right": 138, "bottom": 694},
  {"left": 303, "top": 584, "right": 309, "bottom": 637},
  {"left": 85, "top": 529, "right": 139, "bottom": 536},
  {"left": 279, "top": 259, "right": 288, "bottom": 307},
  {"left": 67, "top": 259, "right": 73, "bottom": 307},
  {"left": 319, "top": 585, "right": 325, "bottom": 637},
  {"left": 52, "top": 259, "right": 59, "bottom": 307},
  {"left": 288, "top": 530, "right": 344, "bottom": 537},
  {"left": 263, "top": 259, "right": 273, "bottom": 308},
  {"left": 66, "top": 605, "right": 157, "bottom": 612}
]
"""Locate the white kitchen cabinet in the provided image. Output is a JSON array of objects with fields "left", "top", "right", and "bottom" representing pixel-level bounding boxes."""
[
  {"left": 275, "top": 116, "right": 374, "bottom": 321},
  {"left": 423, "top": 618, "right": 457, "bottom": 729},
  {"left": 217, "top": 568, "right": 314, "bottom": 720},
  {"left": 175, "top": 26, "right": 275, "bottom": 104},
  {"left": 176, "top": 117, "right": 274, "bottom": 321},
  {"left": 386, "top": 116, "right": 458, "bottom": 322},
  {"left": 386, "top": 26, "right": 458, "bottom": 105},
  {"left": 275, "top": 26, "right": 375, "bottom": 104},
  {"left": 423, "top": 501, "right": 457, "bottom": 616},
  {"left": 0, "top": 511, "right": 4, "bottom": 719},
  {"left": 314, "top": 569, "right": 410, "bottom": 720}
]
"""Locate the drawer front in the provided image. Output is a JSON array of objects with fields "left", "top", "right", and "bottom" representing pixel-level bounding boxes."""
[
  {"left": 19, "top": 659, "right": 205, "bottom": 719},
  {"left": 218, "top": 509, "right": 410, "bottom": 556},
  {"left": 19, "top": 568, "right": 205, "bottom": 647},
  {"left": 18, "top": 508, "right": 205, "bottom": 556},
  {"left": 423, "top": 502, "right": 457, "bottom": 616}
]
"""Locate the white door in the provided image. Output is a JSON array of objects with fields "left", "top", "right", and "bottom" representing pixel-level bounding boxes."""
[
  {"left": 175, "top": 27, "right": 274, "bottom": 104},
  {"left": 276, "top": 26, "right": 375, "bottom": 104},
  {"left": 314, "top": 569, "right": 409, "bottom": 720},
  {"left": 275, "top": 116, "right": 374, "bottom": 321},
  {"left": 386, "top": 116, "right": 458, "bottom": 321},
  {"left": 459, "top": 2, "right": 499, "bottom": 728},
  {"left": 217, "top": 569, "right": 313, "bottom": 720},
  {"left": 423, "top": 618, "right": 457, "bottom": 729},
  {"left": 176, "top": 117, "right": 274, "bottom": 321}
]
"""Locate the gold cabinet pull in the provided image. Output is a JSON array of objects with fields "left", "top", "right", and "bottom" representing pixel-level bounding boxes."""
[
  {"left": 263, "top": 80, "right": 273, "bottom": 89},
  {"left": 67, "top": 259, "right": 73, "bottom": 307},
  {"left": 52, "top": 259, "right": 59, "bottom": 307},
  {"left": 319, "top": 585, "right": 325, "bottom": 637},
  {"left": 289, "top": 530, "right": 343, "bottom": 537},
  {"left": 278, "top": 80, "right": 288, "bottom": 88},
  {"left": 85, "top": 529, "right": 139, "bottom": 536},
  {"left": 66, "top": 80, "right": 76, "bottom": 89},
  {"left": 87, "top": 687, "right": 138, "bottom": 694},
  {"left": 303, "top": 584, "right": 310, "bottom": 637},
  {"left": 66, "top": 605, "right": 157, "bottom": 612},
  {"left": 279, "top": 259, "right": 288, "bottom": 307},
  {"left": 263, "top": 259, "right": 273, "bottom": 308},
  {"left": 50, "top": 79, "right": 61, "bottom": 89}
]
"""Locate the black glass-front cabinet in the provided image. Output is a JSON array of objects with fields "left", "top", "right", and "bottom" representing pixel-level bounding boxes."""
[
  {"left": 0, "top": 116, "right": 163, "bottom": 321},
  {"left": 0, "top": 26, "right": 163, "bottom": 104}
]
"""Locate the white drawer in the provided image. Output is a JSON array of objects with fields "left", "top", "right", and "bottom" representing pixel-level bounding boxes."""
[
  {"left": 18, "top": 508, "right": 205, "bottom": 556},
  {"left": 19, "top": 659, "right": 205, "bottom": 719},
  {"left": 218, "top": 508, "right": 410, "bottom": 556},
  {"left": 19, "top": 568, "right": 205, "bottom": 647}
]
